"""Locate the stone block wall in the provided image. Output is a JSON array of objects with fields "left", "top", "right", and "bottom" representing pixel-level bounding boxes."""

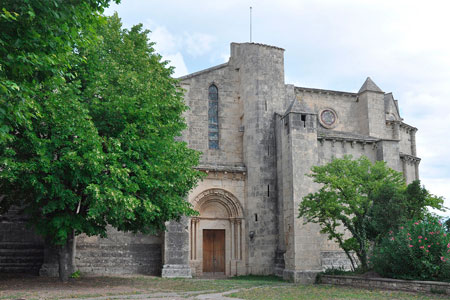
[
  {"left": 295, "top": 89, "right": 360, "bottom": 133},
  {"left": 180, "top": 63, "right": 243, "bottom": 166},
  {"left": 320, "top": 251, "right": 354, "bottom": 271},
  {"left": 0, "top": 208, "right": 44, "bottom": 274},
  {"left": 318, "top": 139, "right": 378, "bottom": 163},
  {"left": 75, "top": 227, "right": 162, "bottom": 275},
  {"left": 321, "top": 275, "right": 450, "bottom": 296}
]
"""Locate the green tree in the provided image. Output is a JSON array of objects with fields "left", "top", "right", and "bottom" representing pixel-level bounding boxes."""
[
  {"left": 0, "top": 0, "right": 115, "bottom": 143},
  {"left": 1, "top": 0, "right": 117, "bottom": 281},
  {"left": 77, "top": 14, "right": 203, "bottom": 237},
  {"left": 366, "top": 180, "right": 444, "bottom": 244},
  {"left": 0, "top": 5, "right": 203, "bottom": 281},
  {"left": 298, "top": 156, "right": 444, "bottom": 271}
]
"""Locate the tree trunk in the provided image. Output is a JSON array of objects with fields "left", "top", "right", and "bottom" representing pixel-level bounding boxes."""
[
  {"left": 58, "top": 230, "right": 75, "bottom": 282},
  {"left": 343, "top": 249, "right": 356, "bottom": 271},
  {"left": 71, "top": 229, "right": 77, "bottom": 273}
]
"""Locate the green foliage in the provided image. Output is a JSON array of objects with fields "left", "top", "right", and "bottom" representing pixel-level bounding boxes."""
[
  {"left": 444, "top": 218, "right": 450, "bottom": 233},
  {"left": 0, "top": 0, "right": 118, "bottom": 143},
  {"left": 70, "top": 270, "right": 81, "bottom": 279},
  {"left": 298, "top": 155, "right": 445, "bottom": 272},
  {"left": 0, "top": 7, "right": 203, "bottom": 250},
  {"left": 299, "top": 156, "right": 405, "bottom": 270},
  {"left": 0, "top": 0, "right": 116, "bottom": 244},
  {"left": 372, "top": 216, "right": 450, "bottom": 281},
  {"left": 366, "top": 180, "right": 444, "bottom": 244},
  {"left": 76, "top": 13, "right": 204, "bottom": 234}
]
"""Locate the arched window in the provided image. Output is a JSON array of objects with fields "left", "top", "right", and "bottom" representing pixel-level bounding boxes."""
[{"left": 208, "top": 84, "right": 219, "bottom": 149}]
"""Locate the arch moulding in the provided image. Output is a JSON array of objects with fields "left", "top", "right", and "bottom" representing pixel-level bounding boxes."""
[{"left": 191, "top": 188, "right": 244, "bottom": 219}]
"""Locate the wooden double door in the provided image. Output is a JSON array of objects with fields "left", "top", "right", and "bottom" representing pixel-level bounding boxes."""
[{"left": 203, "top": 229, "right": 225, "bottom": 274}]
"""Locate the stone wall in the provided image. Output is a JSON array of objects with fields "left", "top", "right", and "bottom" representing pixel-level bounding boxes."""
[
  {"left": 0, "top": 208, "right": 44, "bottom": 274},
  {"left": 180, "top": 63, "right": 243, "bottom": 166},
  {"left": 318, "top": 139, "right": 378, "bottom": 163},
  {"left": 320, "top": 252, "right": 355, "bottom": 271},
  {"left": 321, "top": 275, "right": 450, "bottom": 295},
  {"left": 75, "top": 228, "right": 162, "bottom": 275},
  {"left": 295, "top": 89, "right": 360, "bottom": 133}
]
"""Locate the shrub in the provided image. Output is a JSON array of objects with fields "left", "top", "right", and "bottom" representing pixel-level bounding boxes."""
[{"left": 372, "top": 216, "right": 450, "bottom": 281}]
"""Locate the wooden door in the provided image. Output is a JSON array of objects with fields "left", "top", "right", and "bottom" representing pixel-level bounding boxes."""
[{"left": 203, "top": 229, "right": 225, "bottom": 273}]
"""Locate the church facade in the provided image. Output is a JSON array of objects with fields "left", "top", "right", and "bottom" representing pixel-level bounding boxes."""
[
  {"left": 161, "top": 42, "right": 419, "bottom": 282},
  {"left": 0, "top": 42, "right": 420, "bottom": 283}
]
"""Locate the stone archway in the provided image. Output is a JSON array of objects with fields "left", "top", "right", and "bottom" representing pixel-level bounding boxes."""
[{"left": 189, "top": 189, "right": 244, "bottom": 276}]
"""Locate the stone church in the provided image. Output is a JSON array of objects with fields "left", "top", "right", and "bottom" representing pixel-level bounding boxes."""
[{"left": 0, "top": 42, "right": 419, "bottom": 283}]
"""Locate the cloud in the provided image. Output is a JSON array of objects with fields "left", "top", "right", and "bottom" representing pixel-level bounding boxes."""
[
  {"left": 184, "top": 32, "right": 215, "bottom": 57},
  {"left": 106, "top": 0, "right": 450, "bottom": 213},
  {"left": 148, "top": 25, "right": 181, "bottom": 54},
  {"left": 163, "top": 53, "right": 189, "bottom": 78},
  {"left": 142, "top": 19, "right": 216, "bottom": 76}
]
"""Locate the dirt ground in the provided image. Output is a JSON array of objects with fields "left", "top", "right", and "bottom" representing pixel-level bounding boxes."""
[
  {"left": 1, "top": 274, "right": 449, "bottom": 300},
  {"left": 0, "top": 274, "right": 282, "bottom": 300}
]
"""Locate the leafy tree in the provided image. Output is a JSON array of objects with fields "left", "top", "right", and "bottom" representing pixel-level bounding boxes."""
[
  {"left": 366, "top": 180, "right": 444, "bottom": 244},
  {"left": 1, "top": 0, "right": 117, "bottom": 281},
  {"left": 0, "top": 0, "right": 115, "bottom": 143},
  {"left": 76, "top": 14, "right": 204, "bottom": 234},
  {"left": 0, "top": 4, "right": 203, "bottom": 281},
  {"left": 298, "top": 156, "right": 444, "bottom": 271}
]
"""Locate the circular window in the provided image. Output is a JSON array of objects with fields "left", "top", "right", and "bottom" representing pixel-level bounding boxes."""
[{"left": 319, "top": 109, "right": 337, "bottom": 128}]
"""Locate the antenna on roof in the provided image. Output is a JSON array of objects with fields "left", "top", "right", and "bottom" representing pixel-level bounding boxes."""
[{"left": 250, "top": 6, "right": 252, "bottom": 42}]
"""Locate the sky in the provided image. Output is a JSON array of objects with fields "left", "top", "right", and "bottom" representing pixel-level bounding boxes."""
[{"left": 105, "top": 0, "right": 450, "bottom": 215}]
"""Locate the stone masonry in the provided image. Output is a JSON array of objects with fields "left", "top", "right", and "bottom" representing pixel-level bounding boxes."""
[
  {"left": 177, "top": 42, "right": 419, "bottom": 282},
  {"left": 0, "top": 42, "right": 419, "bottom": 283}
]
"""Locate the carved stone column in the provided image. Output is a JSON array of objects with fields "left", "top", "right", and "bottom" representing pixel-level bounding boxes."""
[
  {"left": 231, "top": 219, "right": 235, "bottom": 259},
  {"left": 237, "top": 219, "right": 242, "bottom": 260},
  {"left": 161, "top": 216, "right": 192, "bottom": 278}
]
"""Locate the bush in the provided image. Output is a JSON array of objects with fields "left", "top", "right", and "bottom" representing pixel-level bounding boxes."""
[{"left": 372, "top": 216, "right": 450, "bottom": 281}]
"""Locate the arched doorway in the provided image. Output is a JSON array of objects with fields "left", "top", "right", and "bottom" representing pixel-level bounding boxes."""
[{"left": 189, "top": 189, "right": 244, "bottom": 276}]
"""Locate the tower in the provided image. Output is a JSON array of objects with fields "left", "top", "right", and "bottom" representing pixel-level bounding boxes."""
[{"left": 230, "top": 43, "right": 286, "bottom": 273}]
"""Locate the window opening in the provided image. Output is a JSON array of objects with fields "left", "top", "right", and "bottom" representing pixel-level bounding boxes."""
[
  {"left": 208, "top": 84, "right": 219, "bottom": 149},
  {"left": 301, "top": 114, "right": 306, "bottom": 127}
]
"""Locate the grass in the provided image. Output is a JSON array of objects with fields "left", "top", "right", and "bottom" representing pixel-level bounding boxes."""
[
  {"left": 228, "top": 284, "right": 450, "bottom": 300},
  {"left": 0, "top": 274, "right": 285, "bottom": 300},
  {"left": 1, "top": 274, "right": 449, "bottom": 300}
]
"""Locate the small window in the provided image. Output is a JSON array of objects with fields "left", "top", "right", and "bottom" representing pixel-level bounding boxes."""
[{"left": 208, "top": 84, "right": 219, "bottom": 149}]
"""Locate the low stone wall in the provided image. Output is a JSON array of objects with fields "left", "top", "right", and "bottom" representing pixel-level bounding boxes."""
[
  {"left": 320, "top": 275, "right": 450, "bottom": 295},
  {"left": 320, "top": 251, "right": 354, "bottom": 271}
]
